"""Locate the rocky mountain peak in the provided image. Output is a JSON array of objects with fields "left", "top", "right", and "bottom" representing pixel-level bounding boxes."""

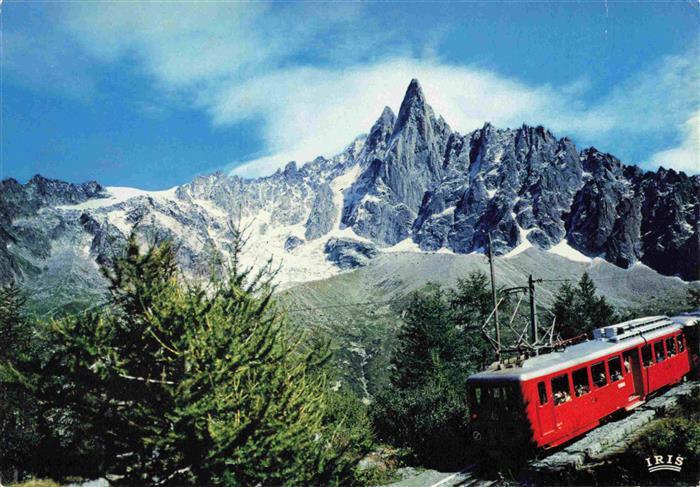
[
  {"left": 403, "top": 78, "right": 425, "bottom": 103},
  {"left": 379, "top": 105, "right": 396, "bottom": 122},
  {"left": 283, "top": 161, "right": 299, "bottom": 179},
  {"left": 481, "top": 121, "right": 495, "bottom": 133},
  {"left": 365, "top": 106, "right": 396, "bottom": 155},
  {"left": 340, "top": 79, "right": 455, "bottom": 245},
  {"left": 393, "top": 78, "right": 432, "bottom": 137},
  {"left": 22, "top": 174, "right": 106, "bottom": 207},
  {"left": 580, "top": 148, "right": 623, "bottom": 175}
]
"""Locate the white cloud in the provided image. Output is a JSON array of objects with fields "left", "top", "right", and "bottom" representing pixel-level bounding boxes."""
[
  {"left": 60, "top": 3, "right": 275, "bottom": 87},
  {"left": 562, "top": 52, "right": 700, "bottom": 140},
  {"left": 49, "top": 4, "right": 700, "bottom": 177},
  {"left": 650, "top": 111, "right": 700, "bottom": 174}
]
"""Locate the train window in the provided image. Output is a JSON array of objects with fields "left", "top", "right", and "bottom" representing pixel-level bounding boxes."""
[
  {"left": 678, "top": 334, "right": 685, "bottom": 353},
  {"left": 552, "top": 374, "right": 572, "bottom": 405},
  {"left": 502, "top": 385, "right": 513, "bottom": 406},
  {"left": 474, "top": 387, "right": 482, "bottom": 406},
  {"left": 537, "top": 381, "right": 548, "bottom": 405},
  {"left": 654, "top": 341, "right": 665, "bottom": 363},
  {"left": 500, "top": 385, "right": 515, "bottom": 411},
  {"left": 591, "top": 362, "right": 607, "bottom": 387},
  {"left": 609, "top": 356, "right": 623, "bottom": 382},
  {"left": 642, "top": 344, "right": 653, "bottom": 367},
  {"left": 572, "top": 367, "right": 590, "bottom": 397},
  {"left": 666, "top": 337, "right": 677, "bottom": 357}
]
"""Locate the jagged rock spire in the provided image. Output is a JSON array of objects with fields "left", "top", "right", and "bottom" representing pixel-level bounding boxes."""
[
  {"left": 394, "top": 78, "right": 430, "bottom": 136},
  {"left": 379, "top": 105, "right": 395, "bottom": 122},
  {"left": 365, "top": 106, "right": 396, "bottom": 155}
]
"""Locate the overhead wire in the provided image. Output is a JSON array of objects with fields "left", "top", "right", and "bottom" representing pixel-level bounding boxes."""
[
  {"left": 538, "top": 276, "right": 637, "bottom": 283},
  {"left": 282, "top": 298, "right": 400, "bottom": 313}
]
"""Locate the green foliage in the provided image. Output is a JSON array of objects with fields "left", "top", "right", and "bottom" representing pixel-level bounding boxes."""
[
  {"left": 28, "top": 234, "right": 368, "bottom": 485},
  {"left": 372, "top": 273, "right": 494, "bottom": 469},
  {"left": 391, "top": 283, "right": 459, "bottom": 390},
  {"left": 449, "top": 272, "right": 498, "bottom": 373},
  {"left": 353, "top": 464, "right": 401, "bottom": 487},
  {"left": 323, "top": 390, "right": 377, "bottom": 484},
  {"left": 553, "top": 273, "right": 616, "bottom": 339},
  {"left": 0, "top": 284, "right": 41, "bottom": 480},
  {"left": 0, "top": 284, "right": 30, "bottom": 357},
  {"left": 352, "top": 446, "right": 411, "bottom": 486}
]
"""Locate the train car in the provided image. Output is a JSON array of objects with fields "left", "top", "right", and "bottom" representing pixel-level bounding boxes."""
[{"left": 467, "top": 315, "right": 696, "bottom": 451}]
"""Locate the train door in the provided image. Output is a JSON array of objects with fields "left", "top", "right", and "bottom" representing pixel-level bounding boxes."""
[
  {"left": 623, "top": 349, "right": 644, "bottom": 401},
  {"left": 535, "top": 380, "right": 555, "bottom": 437},
  {"left": 571, "top": 366, "right": 595, "bottom": 430},
  {"left": 550, "top": 372, "right": 575, "bottom": 433},
  {"left": 607, "top": 354, "right": 629, "bottom": 406},
  {"left": 590, "top": 360, "right": 610, "bottom": 417}
]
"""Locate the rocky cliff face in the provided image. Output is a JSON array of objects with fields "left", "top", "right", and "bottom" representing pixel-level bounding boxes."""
[
  {"left": 0, "top": 175, "right": 108, "bottom": 283},
  {"left": 1, "top": 79, "right": 698, "bottom": 305},
  {"left": 412, "top": 123, "right": 584, "bottom": 255},
  {"left": 564, "top": 149, "right": 700, "bottom": 279}
]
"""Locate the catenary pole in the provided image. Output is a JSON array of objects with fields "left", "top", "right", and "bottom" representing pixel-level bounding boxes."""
[
  {"left": 528, "top": 274, "right": 538, "bottom": 355},
  {"left": 488, "top": 233, "right": 501, "bottom": 362}
]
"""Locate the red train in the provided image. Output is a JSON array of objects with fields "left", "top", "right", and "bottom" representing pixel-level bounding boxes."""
[{"left": 467, "top": 314, "right": 699, "bottom": 451}]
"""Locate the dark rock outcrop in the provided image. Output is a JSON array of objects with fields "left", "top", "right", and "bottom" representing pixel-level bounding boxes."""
[
  {"left": 305, "top": 184, "right": 336, "bottom": 240},
  {"left": 284, "top": 235, "right": 304, "bottom": 252},
  {"left": 324, "top": 238, "right": 379, "bottom": 270}
]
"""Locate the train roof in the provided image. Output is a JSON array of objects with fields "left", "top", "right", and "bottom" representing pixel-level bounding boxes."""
[
  {"left": 670, "top": 310, "right": 700, "bottom": 326},
  {"left": 468, "top": 316, "right": 683, "bottom": 382}
]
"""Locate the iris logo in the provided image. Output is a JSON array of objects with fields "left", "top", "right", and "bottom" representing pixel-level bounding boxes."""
[{"left": 644, "top": 454, "right": 684, "bottom": 473}]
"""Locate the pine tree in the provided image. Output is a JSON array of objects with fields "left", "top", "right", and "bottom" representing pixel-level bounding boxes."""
[
  {"left": 552, "top": 282, "right": 578, "bottom": 339},
  {"left": 552, "top": 273, "right": 616, "bottom": 339},
  {"left": 0, "top": 284, "right": 29, "bottom": 355},
  {"left": 48, "top": 234, "right": 363, "bottom": 485},
  {"left": 0, "top": 284, "right": 40, "bottom": 480},
  {"left": 391, "top": 284, "right": 457, "bottom": 389},
  {"left": 449, "top": 272, "right": 497, "bottom": 372}
]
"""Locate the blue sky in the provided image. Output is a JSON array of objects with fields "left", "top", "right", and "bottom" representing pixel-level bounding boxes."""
[{"left": 2, "top": 1, "right": 698, "bottom": 189}]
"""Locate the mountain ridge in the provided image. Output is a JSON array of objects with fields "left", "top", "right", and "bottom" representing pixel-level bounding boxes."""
[{"left": 1, "top": 79, "right": 698, "bottom": 309}]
